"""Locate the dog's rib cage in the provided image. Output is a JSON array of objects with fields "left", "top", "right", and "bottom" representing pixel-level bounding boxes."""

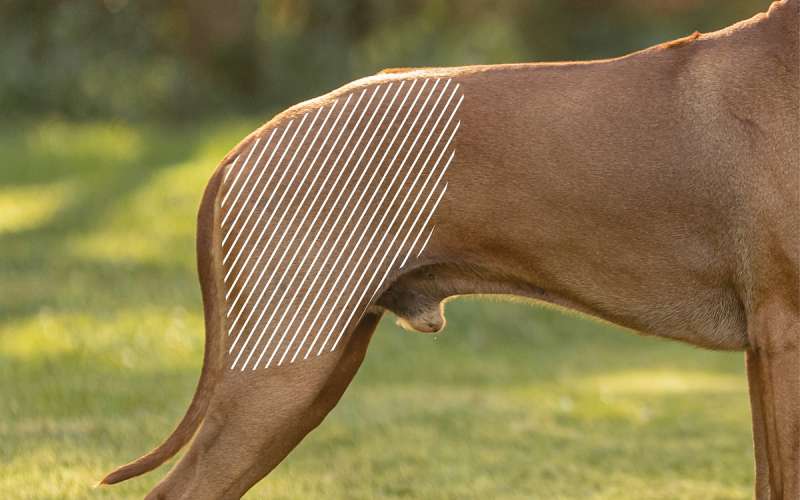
[{"left": 218, "top": 78, "right": 463, "bottom": 370}]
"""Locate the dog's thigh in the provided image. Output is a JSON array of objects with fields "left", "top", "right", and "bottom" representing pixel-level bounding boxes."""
[{"left": 220, "top": 79, "right": 459, "bottom": 371}]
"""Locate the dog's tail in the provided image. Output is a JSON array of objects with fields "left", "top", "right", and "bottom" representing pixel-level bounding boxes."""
[{"left": 99, "top": 164, "right": 228, "bottom": 486}]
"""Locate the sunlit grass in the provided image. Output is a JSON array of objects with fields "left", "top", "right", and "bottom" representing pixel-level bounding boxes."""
[
  {"left": 0, "top": 119, "right": 753, "bottom": 499},
  {"left": 0, "top": 181, "right": 76, "bottom": 234},
  {"left": 587, "top": 370, "right": 743, "bottom": 395}
]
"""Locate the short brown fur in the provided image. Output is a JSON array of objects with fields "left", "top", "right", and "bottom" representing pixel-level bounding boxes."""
[{"left": 103, "top": 1, "right": 799, "bottom": 498}]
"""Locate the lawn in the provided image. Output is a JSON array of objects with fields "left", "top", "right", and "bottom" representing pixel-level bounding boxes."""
[{"left": 0, "top": 119, "right": 754, "bottom": 499}]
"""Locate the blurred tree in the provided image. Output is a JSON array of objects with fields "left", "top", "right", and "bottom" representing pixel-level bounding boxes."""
[{"left": 0, "top": 0, "right": 768, "bottom": 121}]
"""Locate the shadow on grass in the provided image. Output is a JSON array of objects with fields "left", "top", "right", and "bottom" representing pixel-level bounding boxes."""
[{"left": 0, "top": 123, "right": 214, "bottom": 326}]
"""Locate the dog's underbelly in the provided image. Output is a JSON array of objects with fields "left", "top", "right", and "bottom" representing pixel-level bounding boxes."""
[{"left": 374, "top": 259, "right": 749, "bottom": 351}]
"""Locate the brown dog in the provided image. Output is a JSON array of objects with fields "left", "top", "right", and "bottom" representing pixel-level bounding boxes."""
[{"left": 101, "top": 1, "right": 798, "bottom": 498}]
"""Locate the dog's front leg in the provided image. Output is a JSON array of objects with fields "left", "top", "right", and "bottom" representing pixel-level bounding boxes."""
[
  {"left": 748, "top": 350, "right": 773, "bottom": 499},
  {"left": 145, "top": 312, "right": 381, "bottom": 500},
  {"left": 746, "top": 299, "right": 799, "bottom": 500}
]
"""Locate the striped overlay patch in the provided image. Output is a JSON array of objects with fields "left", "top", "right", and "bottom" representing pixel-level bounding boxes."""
[{"left": 218, "top": 78, "right": 463, "bottom": 370}]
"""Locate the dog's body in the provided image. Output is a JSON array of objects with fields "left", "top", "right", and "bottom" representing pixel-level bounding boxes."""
[{"left": 103, "top": 1, "right": 798, "bottom": 498}]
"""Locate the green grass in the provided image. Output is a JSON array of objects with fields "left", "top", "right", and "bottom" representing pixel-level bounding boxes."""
[{"left": 1, "top": 119, "right": 754, "bottom": 499}]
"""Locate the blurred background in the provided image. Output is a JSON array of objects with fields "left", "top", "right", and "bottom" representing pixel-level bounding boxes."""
[
  {"left": 0, "top": 1, "right": 771, "bottom": 499},
  {"left": 1, "top": 0, "right": 765, "bottom": 121}
]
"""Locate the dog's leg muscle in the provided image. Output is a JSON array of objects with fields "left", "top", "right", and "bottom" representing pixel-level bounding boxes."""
[
  {"left": 747, "top": 299, "right": 799, "bottom": 500},
  {"left": 145, "top": 312, "right": 381, "bottom": 500},
  {"left": 221, "top": 79, "right": 461, "bottom": 370}
]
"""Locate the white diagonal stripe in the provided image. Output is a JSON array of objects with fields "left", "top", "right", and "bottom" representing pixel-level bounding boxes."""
[
  {"left": 221, "top": 130, "right": 274, "bottom": 211},
  {"left": 230, "top": 82, "right": 408, "bottom": 370},
  {"left": 221, "top": 112, "right": 310, "bottom": 261},
  {"left": 221, "top": 141, "right": 272, "bottom": 226},
  {"left": 330, "top": 183, "right": 449, "bottom": 352},
  {"left": 315, "top": 140, "right": 455, "bottom": 356},
  {"left": 301, "top": 84, "right": 461, "bottom": 360},
  {"left": 221, "top": 122, "right": 294, "bottom": 247},
  {"left": 370, "top": 154, "right": 452, "bottom": 311},
  {"left": 224, "top": 94, "right": 357, "bottom": 318},
  {"left": 263, "top": 79, "right": 442, "bottom": 367},
  {"left": 262, "top": 80, "right": 441, "bottom": 368},
  {"left": 218, "top": 78, "right": 463, "bottom": 370},
  {"left": 374, "top": 164, "right": 450, "bottom": 309},
  {"left": 219, "top": 140, "right": 261, "bottom": 220},
  {"left": 289, "top": 81, "right": 456, "bottom": 363},
  {"left": 239, "top": 81, "right": 420, "bottom": 370},
  {"left": 226, "top": 86, "right": 385, "bottom": 355},
  {"left": 230, "top": 83, "right": 399, "bottom": 365},
  {"left": 400, "top": 224, "right": 435, "bottom": 270},
  {"left": 222, "top": 101, "right": 346, "bottom": 342},
  {"left": 416, "top": 226, "right": 435, "bottom": 257},
  {"left": 221, "top": 155, "right": 241, "bottom": 193},
  {"left": 221, "top": 135, "right": 272, "bottom": 215},
  {"left": 223, "top": 108, "right": 321, "bottom": 280},
  {"left": 223, "top": 100, "right": 342, "bottom": 309},
  {"left": 226, "top": 88, "right": 381, "bottom": 352}
]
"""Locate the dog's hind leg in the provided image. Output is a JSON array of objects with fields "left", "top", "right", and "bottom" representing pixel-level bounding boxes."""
[
  {"left": 144, "top": 77, "right": 461, "bottom": 499},
  {"left": 746, "top": 298, "right": 799, "bottom": 500},
  {"left": 145, "top": 311, "right": 382, "bottom": 500}
]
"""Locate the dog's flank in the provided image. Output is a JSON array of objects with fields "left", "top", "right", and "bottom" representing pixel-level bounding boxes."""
[{"left": 102, "top": 1, "right": 798, "bottom": 498}]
